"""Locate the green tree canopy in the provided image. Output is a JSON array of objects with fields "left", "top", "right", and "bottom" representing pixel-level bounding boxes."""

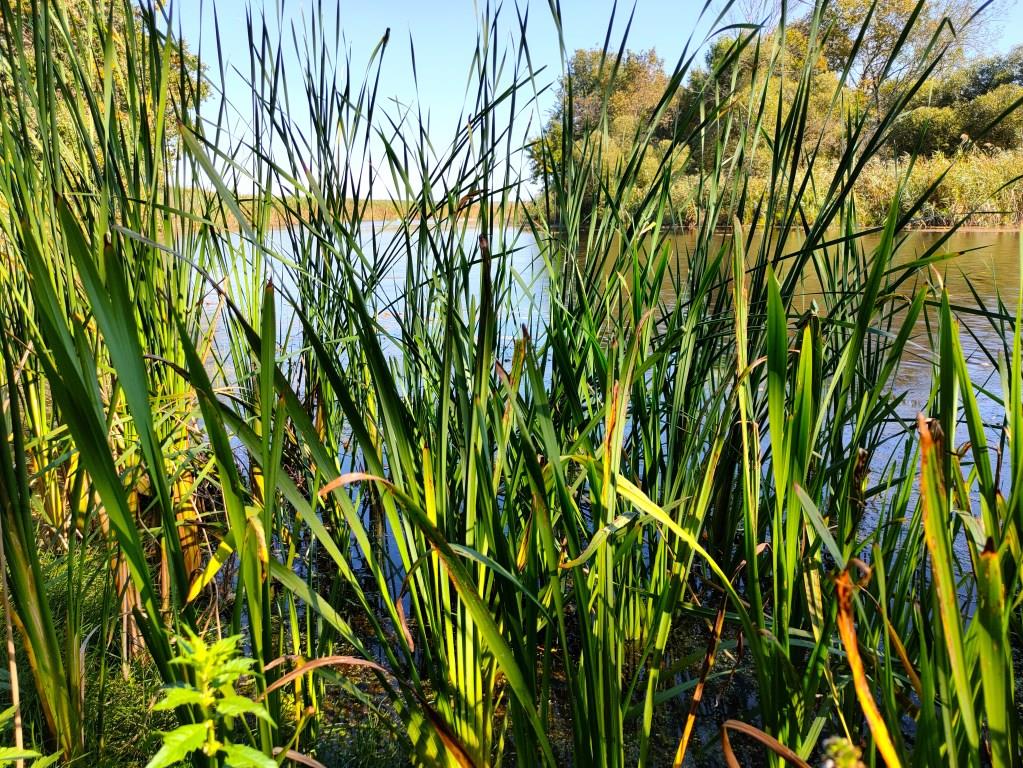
[
  {"left": 958, "top": 83, "right": 1023, "bottom": 147},
  {"left": 0, "top": 0, "right": 205, "bottom": 160},
  {"left": 819, "top": 0, "right": 997, "bottom": 102},
  {"left": 922, "top": 46, "right": 1023, "bottom": 105}
]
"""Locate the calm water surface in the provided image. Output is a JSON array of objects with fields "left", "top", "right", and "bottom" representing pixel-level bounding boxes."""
[
  {"left": 260, "top": 226, "right": 1021, "bottom": 414},
  {"left": 216, "top": 226, "right": 1019, "bottom": 593},
  {"left": 230, "top": 226, "right": 1021, "bottom": 465},
  {"left": 585, "top": 228, "right": 1021, "bottom": 420},
  {"left": 665, "top": 229, "right": 1021, "bottom": 483}
]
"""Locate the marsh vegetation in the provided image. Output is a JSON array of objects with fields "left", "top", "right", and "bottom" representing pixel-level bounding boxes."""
[{"left": 1, "top": 1, "right": 1023, "bottom": 766}]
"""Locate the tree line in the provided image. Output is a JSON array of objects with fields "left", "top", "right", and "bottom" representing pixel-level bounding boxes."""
[{"left": 529, "top": 0, "right": 1023, "bottom": 225}]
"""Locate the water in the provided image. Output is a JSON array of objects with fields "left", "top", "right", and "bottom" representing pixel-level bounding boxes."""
[
  {"left": 214, "top": 224, "right": 1020, "bottom": 500},
  {"left": 648, "top": 227, "right": 1020, "bottom": 435},
  {"left": 665, "top": 227, "right": 1020, "bottom": 514},
  {"left": 881, "top": 231, "right": 1019, "bottom": 407},
  {"left": 204, "top": 224, "right": 1019, "bottom": 620},
  {"left": 222, "top": 225, "right": 1020, "bottom": 449},
  {"left": 657, "top": 228, "right": 1020, "bottom": 397}
]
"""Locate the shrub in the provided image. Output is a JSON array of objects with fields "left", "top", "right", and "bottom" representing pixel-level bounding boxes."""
[
  {"left": 855, "top": 148, "right": 1023, "bottom": 226},
  {"left": 889, "top": 105, "right": 961, "bottom": 155},
  {"left": 957, "top": 83, "right": 1023, "bottom": 149}
]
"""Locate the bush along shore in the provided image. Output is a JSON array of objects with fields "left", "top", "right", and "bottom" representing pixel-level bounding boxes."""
[
  {"left": 545, "top": 147, "right": 1023, "bottom": 230},
  {"left": 1, "top": 1, "right": 1023, "bottom": 767}
]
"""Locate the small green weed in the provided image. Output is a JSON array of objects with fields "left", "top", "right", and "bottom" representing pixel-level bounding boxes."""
[{"left": 146, "top": 631, "right": 273, "bottom": 768}]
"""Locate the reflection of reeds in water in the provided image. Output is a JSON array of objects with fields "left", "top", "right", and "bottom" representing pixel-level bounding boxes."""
[{"left": 0, "top": 1, "right": 1022, "bottom": 766}]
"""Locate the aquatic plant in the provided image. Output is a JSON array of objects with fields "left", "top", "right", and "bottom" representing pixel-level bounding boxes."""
[{"left": 0, "top": 1, "right": 1022, "bottom": 766}]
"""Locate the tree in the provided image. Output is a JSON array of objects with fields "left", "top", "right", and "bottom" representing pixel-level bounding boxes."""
[
  {"left": 819, "top": 0, "right": 1003, "bottom": 104},
  {"left": 958, "top": 83, "right": 1023, "bottom": 148},
  {"left": 528, "top": 47, "right": 671, "bottom": 188},
  {"left": 887, "top": 44, "right": 1023, "bottom": 154},
  {"left": 689, "top": 25, "right": 849, "bottom": 170},
  {"left": 0, "top": 0, "right": 205, "bottom": 159},
  {"left": 528, "top": 46, "right": 693, "bottom": 221},
  {"left": 919, "top": 45, "right": 1023, "bottom": 105},
  {"left": 889, "top": 104, "right": 961, "bottom": 154},
  {"left": 527, "top": 3, "right": 1022, "bottom": 223},
  {"left": 559, "top": 48, "right": 670, "bottom": 137}
]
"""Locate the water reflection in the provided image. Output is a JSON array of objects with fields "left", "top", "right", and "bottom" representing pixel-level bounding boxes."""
[{"left": 623, "top": 228, "right": 1020, "bottom": 425}]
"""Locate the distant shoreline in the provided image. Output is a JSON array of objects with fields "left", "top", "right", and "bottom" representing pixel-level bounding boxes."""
[
  {"left": 213, "top": 196, "right": 1023, "bottom": 234},
  {"left": 902, "top": 225, "right": 1022, "bottom": 232}
]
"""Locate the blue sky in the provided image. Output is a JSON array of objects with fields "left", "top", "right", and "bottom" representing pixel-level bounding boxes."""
[
  {"left": 176, "top": 0, "right": 1023, "bottom": 117},
  {"left": 171, "top": 1, "right": 1023, "bottom": 195},
  {"left": 177, "top": 1, "right": 723, "bottom": 131},
  {"left": 171, "top": 1, "right": 722, "bottom": 194}
]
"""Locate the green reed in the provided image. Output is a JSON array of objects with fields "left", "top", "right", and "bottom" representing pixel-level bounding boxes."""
[{"left": 1, "top": 1, "right": 1022, "bottom": 766}]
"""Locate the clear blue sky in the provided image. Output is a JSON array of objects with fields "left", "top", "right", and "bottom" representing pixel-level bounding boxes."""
[
  {"left": 176, "top": 1, "right": 722, "bottom": 127},
  {"left": 170, "top": 0, "right": 1023, "bottom": 195},
  {"left": 175, "top": 0, "right": 1023, "bottom": 112},
  {"left": 171, "top": 1, "right": 727, "bottom": 194}
]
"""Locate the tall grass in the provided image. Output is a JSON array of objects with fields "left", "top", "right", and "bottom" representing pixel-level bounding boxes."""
[{"left": 1, "top": 0, "right": 1022, "bottom": 766}]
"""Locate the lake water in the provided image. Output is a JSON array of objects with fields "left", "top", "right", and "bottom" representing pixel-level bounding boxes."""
[
  {"left": 658, "top": 228, "right": 1021, "bottom": 494},
  {"left": 253, "top": 224, "right": 1021, "bottom": 414},
  {"left": 868, "top": 231, "right": 1020, "bottom": 407},
  {"left": 213, "top": 225, "right": 1019, "bottom": 603},
  {"left": 221, "top": 225, "right": 1021, "bottom": 483},
  {"left": 570, "top": 228, "right": 1020, "bottom": 420}
]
